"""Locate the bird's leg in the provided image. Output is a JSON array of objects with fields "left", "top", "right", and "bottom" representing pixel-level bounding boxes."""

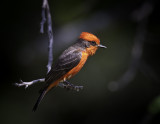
[
  {"left": 64, "top": 80, "right": 74, "bottom": 87},
  {"left": 58, "top": 81, "right": 83, "bottom": 92},
  {"left": 65, "top": 81, "right": 84, "bottom": 92}
]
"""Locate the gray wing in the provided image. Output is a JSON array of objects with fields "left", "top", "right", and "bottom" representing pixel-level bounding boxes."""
[{"left": 45, "top": 47, "right": 82, "bottom": 85}]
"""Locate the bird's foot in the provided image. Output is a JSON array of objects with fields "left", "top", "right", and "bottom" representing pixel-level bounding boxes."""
[{"left": 58, "top": 81, "right": 83, "bottom": 92}]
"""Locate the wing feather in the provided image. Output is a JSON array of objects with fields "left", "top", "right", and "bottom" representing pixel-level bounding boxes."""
[{"left": 45, "top": 47, "right": 82, "bottom": 85}]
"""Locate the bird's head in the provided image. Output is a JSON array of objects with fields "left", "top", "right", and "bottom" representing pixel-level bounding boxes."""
[{"left": 79, "top": 32, "right": 106, "bottom": 56}]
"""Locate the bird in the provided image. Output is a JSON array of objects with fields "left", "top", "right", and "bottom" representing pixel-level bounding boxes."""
[{"left": 32, "top": 32, "right": 106, "bottom": 111}]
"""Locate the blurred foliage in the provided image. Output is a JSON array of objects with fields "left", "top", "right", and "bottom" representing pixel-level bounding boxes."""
[{"left": 149, "top": 96, "right": 160, "bottom": 115}]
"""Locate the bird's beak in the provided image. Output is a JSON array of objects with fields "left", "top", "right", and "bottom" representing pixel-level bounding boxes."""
[{"left": 98, "top": 44, "right": 107, "bottom": 48}]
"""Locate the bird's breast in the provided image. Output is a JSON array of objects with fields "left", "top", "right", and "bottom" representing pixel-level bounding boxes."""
[{"left": 62, "top": 51, "right": 89, "bottom": 80}]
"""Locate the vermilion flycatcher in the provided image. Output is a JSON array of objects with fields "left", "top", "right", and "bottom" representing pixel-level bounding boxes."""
[{"left": 33, "top": 32, "right": 106, "bottom": 111}]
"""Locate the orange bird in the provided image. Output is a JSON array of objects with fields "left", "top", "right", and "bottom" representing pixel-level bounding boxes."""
[{"left": 32, "top": 32, "right": 106, "bottom": 111}]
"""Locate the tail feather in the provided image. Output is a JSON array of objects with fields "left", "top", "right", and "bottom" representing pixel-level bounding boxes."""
[
  {"left": 32, "top": 89, "right": 47, "bottom": 112},
  {"left": 32, "top": 81, "right": 58, "bottom": 112}
]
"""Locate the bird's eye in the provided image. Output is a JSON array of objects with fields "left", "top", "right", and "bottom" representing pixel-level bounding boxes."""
[{"left": 90, "top": 41, "right": 97, "bottom": 46}]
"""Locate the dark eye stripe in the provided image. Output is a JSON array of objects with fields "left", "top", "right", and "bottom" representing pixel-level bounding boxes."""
[{"left": 90, "top": 41, "right": 97, "bottom": 46}]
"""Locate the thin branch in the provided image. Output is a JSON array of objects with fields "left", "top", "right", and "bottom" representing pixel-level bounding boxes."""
[
  {"left": 43, "top": 0, "right": 54, "bottom": 73},
  {"left": 15, "top": 78, "right": 45, "bottom": 89},
  {"left": 15, "top": 0, "right": 53, "bottom": 88},
  {"left": 40, "top": 6, "right": 46, "bottom": 33},
  {"left": 40, "top": 0, "right": 54, "bottom": 72},
  {"left": 108, "top": 1, "right": 154, "bottom": 91}
]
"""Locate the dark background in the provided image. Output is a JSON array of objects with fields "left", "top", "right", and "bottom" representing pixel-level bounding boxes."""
[{"left": 1, "top": 0, "right": 160, "bottom": 124}]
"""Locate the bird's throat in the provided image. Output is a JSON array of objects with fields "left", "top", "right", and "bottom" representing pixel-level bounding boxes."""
[{"left": 85, "top": 46, "right": 98, "bottom": 56}]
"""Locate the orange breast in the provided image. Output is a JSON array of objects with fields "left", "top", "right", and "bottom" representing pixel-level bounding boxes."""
[
  {"left": 46, "top": 52, "right": 89, "bottom": 92},
  {"left": 63, "top": 51, "right": 89, "bottom": 80}
]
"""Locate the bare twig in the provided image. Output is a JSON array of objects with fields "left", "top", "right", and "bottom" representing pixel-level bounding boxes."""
[
  {"left": 15, "top": 0, "right": 53, "bottom": 88},
  {"left": 44, "top": 0, "right": 54, "bottom": 73},
  {"left": 108, "top": 2, "right": 154, "bottom": 91},
  {"left": 40, "top": 1, "right": 46, "bottom": 33},
  {"left": 15, "top": 78, "right": 45, "bottom": 89},
  {"left": 40, "top": 0, "right": 54, "bottom": 72}
]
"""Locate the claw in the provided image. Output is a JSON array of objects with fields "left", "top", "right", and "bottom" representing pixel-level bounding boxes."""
[{"left": 62, "top": 81, "right": 83, "bottom": 92}]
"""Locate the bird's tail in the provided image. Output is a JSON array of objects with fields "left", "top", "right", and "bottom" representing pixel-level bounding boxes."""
[
  {"left": 32, "top": 88, "right": 47, "bottom": 112},
  {"left": 32, "top": 81, "right": 59, "bottom": 112}
]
